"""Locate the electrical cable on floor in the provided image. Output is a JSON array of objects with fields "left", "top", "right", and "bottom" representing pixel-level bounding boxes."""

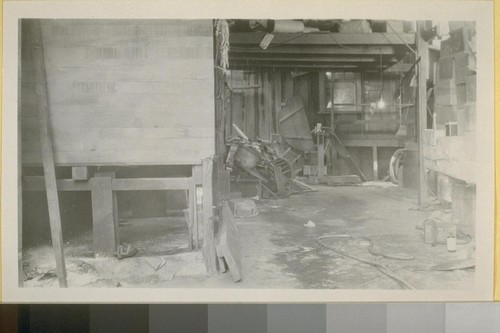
[{"left": 317, "top": 234, "right": 416, "bottom": 290}]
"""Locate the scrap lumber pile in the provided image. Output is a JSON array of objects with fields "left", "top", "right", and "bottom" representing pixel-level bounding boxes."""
[{"left": 226, "top": 124, "right": 315, "bottom": 198}]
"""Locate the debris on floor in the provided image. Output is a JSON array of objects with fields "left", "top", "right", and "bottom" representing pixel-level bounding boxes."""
[
  {"left": 115, "top": 244, "right": 139, "bottom": 259},
  {"left": 303, "top": 220, "right": 316, "bottom": 228},
  {"left": 229, "top": 198, "right": 259, "bottom": 218},
  {"left": 226, "top": 124, "right": 314, "bottom": 198},
  {"left": 22, "top": 186, "right": 475, "bottom": 290}
]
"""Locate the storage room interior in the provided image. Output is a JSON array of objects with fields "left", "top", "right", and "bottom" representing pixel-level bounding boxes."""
[{"left": 20, "top": 19, "right": 477, "bottom": 290}]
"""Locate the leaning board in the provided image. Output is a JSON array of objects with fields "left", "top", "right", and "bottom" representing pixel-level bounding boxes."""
[{"left": 20, "top": 20, "right": 215, "bottom": 166}]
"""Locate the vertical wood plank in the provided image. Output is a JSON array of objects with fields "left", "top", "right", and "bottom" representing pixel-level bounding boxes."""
[
  {"left": 90, "top": 173, "right": 119, "bottom": 257},
  {"left": 417, "top": 21, "right": 429, "bottom": 205},
  {"left": 253, "top": 73, "right": 260, "bottom": 140},
  {"left": 243, "top": 73, "right": 255, "bottom": 139},
  {"left": 372, "top": 145, "right": 379, "bottom": 180},
  {"left": 202, "top": 158, "right": 217, "bottom": 274},
  {"left": 192, "top": 165, "right": 202, "bottom": 249},
  {"left": 187, "top": 187, "right": 194, "bottom": 251},
  {"left": 273, "top": 72, "right": 281, "bottom": 133},
  {"left": 18, "top": 21, "right": 25, "bottom": 288},
  {"left": 317, "top": 135, "right": 325, "bottom": 178},
  {"left": 263, "top": 72, "right": 273, "bottom": 140},
  {"left": 31, "top": 20, "right": 67, "bottom": 287},
  {"left": 283, "top": 72, "right": 294, "bottom": 101}
]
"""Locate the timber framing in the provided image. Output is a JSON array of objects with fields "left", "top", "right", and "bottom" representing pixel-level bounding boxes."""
[{"left": 229, "top": 32, "right": 416, "bottom": 71}]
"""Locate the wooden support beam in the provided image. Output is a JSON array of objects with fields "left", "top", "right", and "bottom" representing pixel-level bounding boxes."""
[
  {"left": 230, "top": 45, "right": 396, "bottom": 55},
  {"left": 336, "top": 135, "right": 405, "bottom": 148},
  {"left": 23, "top": 177, "right": 91, "bottom": 191},
  {"left": 23, "top": 177, "right": 193, "bottom": 192},
  {"left": 216, "top": 201, "right": 242, "bottom": 282},
  {"left": 193, "top": 165, "right": 202, "bottom": 249},
  {"left": 202, "top": 158, "right": 217, "bottom": 274},
  {"left": 90, "top": 173, "right": 119, "bottom": 257},
  {"left": 372, "top": 145, "right": 379, "bottom": 181},
  {"left": 229, "top": 55, "right": 380, "bottom": 63},
  {"left": 31, "top": 21, "right": 67, "bottom": 288},
  {"left": 187, "top": 183, "right": 195, "bottom": 251},
  {"left": 417, "top": 22, "right": 429, "bottom": 205},
  {"left": 230, "top": 32, "right": 416, "bottom": 46},
  {"left": 112, "top": 178, "right": 191, "bottom": 191},
  {"left": 317, "top": 135, "right": 326, "bottom": 178},
  {"left": 231, "top": 63, "right": 359, "bottom": 70}
]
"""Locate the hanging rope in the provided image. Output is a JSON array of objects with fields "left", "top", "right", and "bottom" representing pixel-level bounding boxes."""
[{"left": 215, "top": 19, "right": 230, "bottom": 71}]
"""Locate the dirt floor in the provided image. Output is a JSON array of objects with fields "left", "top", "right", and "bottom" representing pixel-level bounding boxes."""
[{"left": 22, "top": 182, "right": 475, "bottom": 290}]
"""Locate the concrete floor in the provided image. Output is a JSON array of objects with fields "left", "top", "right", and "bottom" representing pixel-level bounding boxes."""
[{"left": 23, "top": 182, "right": 474, "bottom": 290}]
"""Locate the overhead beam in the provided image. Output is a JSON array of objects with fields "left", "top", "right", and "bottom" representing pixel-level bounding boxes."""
[
  {"left": 229, "top": 59, "right": 398, "bottom": 68},
  {"left": 230, "top": 45, "right": 396, "bottom": 56},
  {"left": 230, "top": 32, "right": 416, "bottom": 46},
  {"left": 228, "top": 63, "right": 396, "bottom": 72},
  {"left": 229, "top": 54, "right": 380, "bottom": 63}
]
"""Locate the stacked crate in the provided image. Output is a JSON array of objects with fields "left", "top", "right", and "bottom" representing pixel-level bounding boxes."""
[
  {"left": 434, "top": 22, "right": 476, "bottom": 132},
  {"left": 424, "top": 22, "right": 477, "bottom": 236},
  {"left": 424, "top": 22, "right": 476, "bottom": 202}
]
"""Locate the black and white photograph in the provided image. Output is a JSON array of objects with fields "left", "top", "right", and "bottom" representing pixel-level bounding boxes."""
[{"left": 1, "top": 1, "right": 494, "bottom": 302}]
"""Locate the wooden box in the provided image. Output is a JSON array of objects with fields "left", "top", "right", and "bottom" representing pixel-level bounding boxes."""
[
  {"left": 453, "top": 52, "right": 474, "bottom": 85},
  {"left": 466, "top": 75, "right": 477, "bottom": 103},
  {"left": 463, "top": 103, "right": 476, "bottom": 132},
  {"left": 440, "top": 39, "right": 453, "bottom": 57},
  {"left": 434, "top": 105, "right": 457, "bottom": 125},
  {"left": 449, "top": 27, "right": 472, "bottom": 54},
  {"left": 438, "top": 56, "right": 454, "bottom": 80},
  {"left": 435, "top": 79, "right": 457, "bottom": 106},
  {"left": 456, "top": 83, "right": 466, "bottom": 108}
]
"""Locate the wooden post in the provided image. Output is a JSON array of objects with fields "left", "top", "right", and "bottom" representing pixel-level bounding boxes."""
[
  {"left": 90, "top": 172, "right": 119, "bottom": 257},
  {"left": 31, "top": 21, "right": 67, "bottom": 287},
  {"left": 417, "top": 21, "right": 429, "bottom": 205},
  {"left": 192, "top": 165, "right": 203, "bottom": 249},
  {"left": 18, "top": 21, "right": 24, "bottom": 287},
  {"left": 317, "top": 133, "right": 325, "bottom": 178},
  {"left": 187, "top": 180, "right": 196, "bottom": 251},
  {"left": 202, "top": 158, "right": 217, "bottom": 274},
  {"left": 372, "top": 145, "right": 379, "bottom": 181}
]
